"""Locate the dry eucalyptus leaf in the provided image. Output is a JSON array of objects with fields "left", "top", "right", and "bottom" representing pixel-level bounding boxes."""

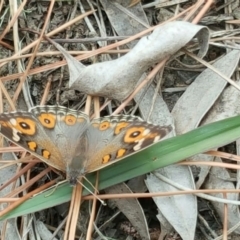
[
  {"left": 135, "top": 84, "right": 197, "bottom": 239},
  {"left": 172, "top": 49, "right": 240, "bottom": 134},
  {"left": 170, "top": 49, "right": 240, "bottom": 236},
  {"left": 105, "top": 183, "right": 150, "bottom": 240},
  {"left": 146, "top": 170, "right": 197, "bottom": 240},
  {"left": 171, "top": 50, "right": 240, "bottom": 188},
  {"left": 199, "top": 78, "right": 240, "bottom": 233},
  {"left": 35, "top": 220, "right": 58, "bottom": 240},
  {"left": 127, "top": 175, "right": 147, "bottom": 193},
  {"left": 100, "top": 0, "right": 149, "bottom": 48},
  {"left": 49, "top": 21, "right": 209, "bottom": 101},
  {"left": 135, "top": 84, "right": 173, "bottom": 126},
  {"left": 203, "top": 158, "right": 240, "bottom": 234},
  {"left": 189, "top": 153, "right": 213, "bottom": 189},
  {"left": 156, "top": 210, "right": 173, "bottom": 240},
  {"left": 201, "top": 77, "right": 240, "bottom": 123},
  {"left": 2, "top": 219, "right": 21, "bottom": 240}
]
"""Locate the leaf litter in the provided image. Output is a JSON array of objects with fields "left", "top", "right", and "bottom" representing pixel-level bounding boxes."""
[{"left": 1, "top": 0, "right": 240, "bottom": 240}]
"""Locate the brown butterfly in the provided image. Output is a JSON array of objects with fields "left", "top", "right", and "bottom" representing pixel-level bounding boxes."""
[{"left": 0, "top": 105, "right": 172, "bottom": 185}]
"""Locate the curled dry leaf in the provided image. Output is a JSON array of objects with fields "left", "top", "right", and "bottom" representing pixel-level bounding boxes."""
[{"left": 49, "top": 21, "right": 209, "bottom": 101}]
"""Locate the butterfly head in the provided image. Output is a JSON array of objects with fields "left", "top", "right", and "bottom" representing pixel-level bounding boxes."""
[
  {"left": 67, "top": 169, "right": 85, "bottom": 186},
  {"left": 66, "top": 155, "right": 87, "bottom": 186},
  {"left": 68, "top": 174, "right": 79, "bottom": 186}
]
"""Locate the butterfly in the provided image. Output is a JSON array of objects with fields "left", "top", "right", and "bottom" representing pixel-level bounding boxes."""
[{"left": 0, "top": 105, "right": 172, "bottom": 185}]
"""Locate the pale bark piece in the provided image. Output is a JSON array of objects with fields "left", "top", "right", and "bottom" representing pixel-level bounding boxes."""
[
  {"left": 105, "top": 183, "right": 150, "bottom": 240},
  {"left": 146, "top": 171, "right": 197, "bottom": 240},
  {"left": 49, "top": 21, "right": 209, "bottom": 101},
  {"left": 172, "top": 49, "right": 240, "bottom": 134},
  {"left": 203, "top": 158, "right": 240, "bottom": 234},
  {"left": 135, "top": 84, "right": 197, "bottom": 239}
]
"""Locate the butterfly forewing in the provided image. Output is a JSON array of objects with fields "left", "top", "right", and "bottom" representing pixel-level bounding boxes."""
[
  {"left": 81, "top": 115, "right": 172, "bottom": 173},
  {"left": 30, "top": 105, "right": 89, "bottom": 166},
  {"left": 0, "top": 110, "right": 65, "bottom": 170}
]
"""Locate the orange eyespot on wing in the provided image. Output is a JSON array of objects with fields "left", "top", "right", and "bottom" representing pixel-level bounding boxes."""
[
  {"left": 124, "top": 127, "right": 145, "bottom": 143},
  {"left": 11, "top": 118, "right": 36, "bottom": 135},
  {"left": 64, "top": 114, "right": 77, "bottom": 126},
  {"left": 116, "top": 148, "right": 127, "bottom": 158},
  {"left": 99, "top": 121, "right": 110, "bottom": 131},
  {"left": 38, "top": 113, "right": 56, "bottom": 129},
  {"left": 102, "top": 154, "right": 111, "bottom": 163},
  {"left": 27, "top": 141, "right": 37, "bottom": 151},
  {"left": 42, "top": 149, "right": 51, "bottom": 159},
  {"left": 114, "top": 122, "right": 130, "bottom": 135}
]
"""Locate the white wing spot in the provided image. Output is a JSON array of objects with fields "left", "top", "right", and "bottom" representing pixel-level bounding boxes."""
[
  {"left": 153, "top": 136, "right": 160, "bottom": 143},
  {"left": 132, "top": 131, "right": 139, "bottom": 137},
  {"left": 10, "top": 118, "right": 17, "bottom": 126},
  {"left": 12, "top": 129, "right": 20, "bottom": 142},
  {"left": 143, "top": 128, "right": 150, "bottom": 136},
  {"left": 133, "top": 138, "right": 144, "bottom": 151}
]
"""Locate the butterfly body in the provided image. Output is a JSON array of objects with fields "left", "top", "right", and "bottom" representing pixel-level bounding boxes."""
[{"left": 0, "top": 105, "right": 172, "bottom": 185}]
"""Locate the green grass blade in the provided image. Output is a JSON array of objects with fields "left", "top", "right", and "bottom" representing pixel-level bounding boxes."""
[{"left": 2, "top": 115, "right": 240, "bottom": 219}]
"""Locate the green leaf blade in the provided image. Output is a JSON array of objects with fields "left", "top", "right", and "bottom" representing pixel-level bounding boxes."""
[{"left": 2, "top": 115, "right": 240, "bottom": 219}]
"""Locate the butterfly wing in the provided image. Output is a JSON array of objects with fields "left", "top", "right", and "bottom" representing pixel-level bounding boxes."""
[
  {"left": 29, "top": 105, "right": 89, "bottom": 169},
  {"left": 0, "top": 106, "right": 89, "bottom": 171},
  {"left": 0, "top": 106, "right": 171, "bottom": 184},
  {"left": 67, "top": 115, "right": 172, "bottom": 180},
  {"left": 0, "top": 109, "right": 66, "bottom": 170}
]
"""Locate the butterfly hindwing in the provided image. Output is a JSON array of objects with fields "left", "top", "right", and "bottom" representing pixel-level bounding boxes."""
[{"left": 68, "top": 115, "right": 172, "bottom": 175}]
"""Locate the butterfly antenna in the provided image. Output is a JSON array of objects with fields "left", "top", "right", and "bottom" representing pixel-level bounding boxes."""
[{"left": 77, "top": 179, "right": 106, "bottom": 206}]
